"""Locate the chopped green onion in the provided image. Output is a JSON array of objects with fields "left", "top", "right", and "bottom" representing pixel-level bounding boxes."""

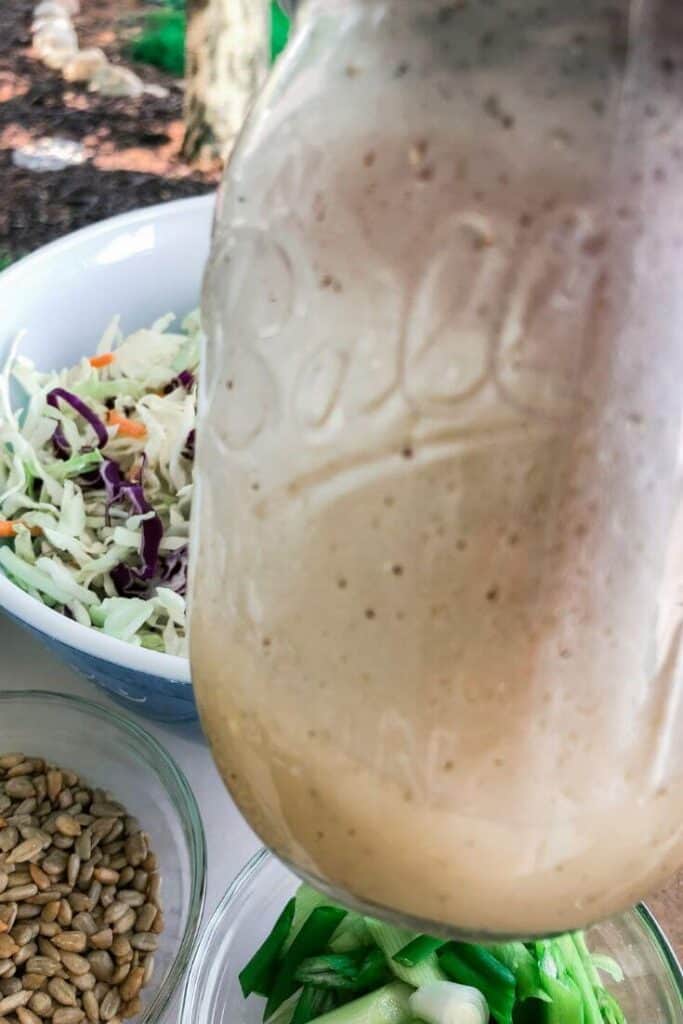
[
  {"left": 552, "top": 935, "right": 606, "bottom": 1024},
  {"left": 366, "top": 919, "right": 447, "bottom": 988},
  {"left": 291, "top": 986, "right": 337, "bottom": 1024},
  {"left": 538, "top": 969, "right": 583, "bottom": 1024},
  {"left": 394, "top": 936, "right": 446, "bottom": 968},
  {"left": 438, "top": 943, "right": 516, "bottom": 1024},
  {"left": 355, "top": 948, "right": 393, "bottom": 993},
  {"left": 297, "top": 982, "right": 413, "bottom": 1024},
  {"left": 265, "top": 905, "right": 348, "bottom": 1019},
  {"left": 295, "top": 953, "right": 363, "bottom": 990},
  {"left": 329, "top": 913, "right": 373, "bottom": 953},
  {"left": 239, "top": 897, "right": 295, "bottom": 998},
  {"left": 487, "top": 942, "right": 550, "bottom": 1003},
  {"left": 283, "top": 885, "right": 333, "bottom": 954}
]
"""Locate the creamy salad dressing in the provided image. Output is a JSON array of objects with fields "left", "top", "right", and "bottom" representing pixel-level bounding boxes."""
[{"left": 192, "top": 0, "right": 683, "bottom": 936}]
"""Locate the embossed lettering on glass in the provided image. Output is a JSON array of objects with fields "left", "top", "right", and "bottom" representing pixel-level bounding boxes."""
[{"left": 192, "top": 0, "right": 683, "bottom": 938}]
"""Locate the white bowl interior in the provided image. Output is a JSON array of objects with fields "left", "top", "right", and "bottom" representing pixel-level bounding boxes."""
[{"left": 0, "top": 195, "right": 216, "bottom": 679}]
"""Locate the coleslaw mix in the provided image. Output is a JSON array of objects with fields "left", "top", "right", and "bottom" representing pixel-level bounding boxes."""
[{"left": 0, "top": 313, "right": 200, "bottom": 655}]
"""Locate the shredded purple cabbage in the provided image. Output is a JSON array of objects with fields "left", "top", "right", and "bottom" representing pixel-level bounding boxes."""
[
  {"left": 159, "top": 545, "right": 188, "bottom": 595},
  {"left": 110, "top": 563, "right": 150, "bottom": 598},
  {"left": 165, "top": 370, "right": 194, "bottom": 394},
  {"left": 51, "top": 422, "right": 71, "bottom": 460},
  {"left": 182, "top": 429, "right": 195, "bottom": 461},
  {"left": 46, "top": 388, "right": 109, "bottom": 455},
  {"left": 98, "top": 456, "right": 165, "bottom": 587}
]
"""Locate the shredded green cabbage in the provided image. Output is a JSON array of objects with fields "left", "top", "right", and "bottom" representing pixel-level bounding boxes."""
[{"left": 0, "top": 313, "right": 201, "bottom": 656}]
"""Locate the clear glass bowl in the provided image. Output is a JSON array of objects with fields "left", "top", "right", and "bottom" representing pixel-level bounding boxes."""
[
  {"left": 0, "top": 690, "right": 207, "bottom": 1022},
  {"left": 181, "top": 849, "right": 683, "bottom": 1024}
]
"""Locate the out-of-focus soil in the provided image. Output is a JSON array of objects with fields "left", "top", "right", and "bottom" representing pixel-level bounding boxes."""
[{"left": 0, "top": 0, "right": 219, "bottom": 259}]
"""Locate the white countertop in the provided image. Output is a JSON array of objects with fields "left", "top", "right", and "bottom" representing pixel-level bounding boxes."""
[{"left": 0, "top": 611, "right": 261, "bottom": 1021}]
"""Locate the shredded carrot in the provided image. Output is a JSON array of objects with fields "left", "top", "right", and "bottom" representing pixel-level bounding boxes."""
[
  {"left": 0, "top": 521, "right": 41, "bottom": 538},
  {"left": 89, "top": 353, "right": 115, "bottom": 369},
  {"left": 108, "top": 411, "right": 147, "bottom": 439}
]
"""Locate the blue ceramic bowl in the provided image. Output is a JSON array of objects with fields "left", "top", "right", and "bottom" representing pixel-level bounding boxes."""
[{"left": 0, "top": 195, "right": 216, "bottom": 722}]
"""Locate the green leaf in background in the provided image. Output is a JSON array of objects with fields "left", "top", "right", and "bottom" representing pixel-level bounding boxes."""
[
  {"left": 131, "top": 1, "right": 290, "bottom": 77},
  {"left": 271, "top": 1, "right": 291, "bottom": 60}
]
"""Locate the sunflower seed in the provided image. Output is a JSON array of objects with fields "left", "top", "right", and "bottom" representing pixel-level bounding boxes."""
[
  {"left": 11, "top": 923, "right": 37, "bottom": 949},
  {"left": 0, "top": 990, "right": 31, "bottom": 1014},
  {"left": 99, "top": 989, "right": 119, "bottom": 1021},
  {"left": 101, "top": 906, "right": 125, "bottom": 929},
  {"left": 57, "top": 903, "right": 72, "bottom": 929},
  {"left": 48, "top": 978, "right": 77, "bottom": 1007},
  {"left": 45, "top": 773, "right": 62, "bottom": 804},
  {"left": 72, "top": 972, "right": 95, "bottom": 993},
  {"left": 53, "top": 1010, "right": 85, "bottom": 1024},
  {"left": 71, "top": 914, "right": 96, "bottom": 938},
  {"left": 14, "top": 942, "right": 37, "bottom": 968},
  {"left": 16, "top": 907, "right": 40, "bottom": 921},
  {"left": 0, "top": 963, "right": 13, "bottom": 979},
  {"left": 0, "top": 887, "right": 37, "bottom": 903},
  {"left": 140, "top": 957, "right": 154, "bottom": 990},
  {"left": 0, "top": 938, "right": 18, "bottom": 960},
  {"left": 38, "top": 922, "right": 60, "bottom": 938},
  {"left": 88, "top": 931, "right": 112, "bottom": 952},
  {"left": 121, "top": 837, "right": 145, "bottom": 871},
  {"left": 26, "top": 869, "right": 47, "bottom": 898},
  {"left": 99, "top": 889, "right": 116, "bottom": 911},
  {"left": 87, "top": 953, "right": 113, "bottom": 983},
  {"left": 25, "top": 958, "right": 60, "bottom": 977},
  {"left": 120, "top": 997, "right": 140, "bottom": 1020},
  {"left": 60, "top": 953, "right": 90, "bottom": 978},
  {"left": 22, "top": 974, "right": 46, "bottom": 992},
  {"left": 74, "top": 835, "right": 91, "bottom": 864},
  {"left": 54, "top": 818, "right": 80, "bottom": 842},
  {"left": 109, "top": 964, "right": 129, "bottom": 987},
  {"left": 42, "top": 853, "right": 67, "bottom": 877},
  {"left": 8, "top": 873, "right": 32, "bottom": 889},
  {"left": 110, "top": 912, "right": 134, "bottom": 938},
  {"left": 52, "top": 934, "right": 86, "bottom": 954},
  {"left": 17, "top": 1006, "right": 43, "bottom": 1024},
  {"left": 0, "top": 756, "right": 24, "bottom": 770},
  {"left": 108, "top": 938, "right": 130, "bottom": 962},
  {"left": 40, "top": 902, "right": 60, "bottom": 925},
  {"left": 0, "top": 907, "right": 17, "bottom": 931},
  {"left": 29, "top": 991, "right": 53, "bottom": 1015},
  {"left": 134, "top": 905, "right": 156, "bottom": 933},
  {"left": 4, "top": 781, "right": 35, "bottom": 802},
  {"left": 88, "top": 806, "right": 124, "bottom": 822},
  {"left": 86, "top": 884, "right": 101, "bottom": 909},
  {"left": 0, "top": 831, "right": 18, "bottom": 855},
  {"left": 128, "top": 934, "right": 156, "bottom": 954},
  {"left": 92, "top": 871, "right": 118, "bottom": 887},
  {"left": 37, "top": 938, "right": 61, "bottom": 961},
  {"left": 82, "top": 990, "right": 99, "bottom": 1023},
  {"left": 6, "top": 840, "right": 42, "bottom": 867},
  {"left": 118, "top": 967, "right": 143, "bottom": 1004},
  {"left": 67, "top": 895, "right": 91, "bottom": 915}
]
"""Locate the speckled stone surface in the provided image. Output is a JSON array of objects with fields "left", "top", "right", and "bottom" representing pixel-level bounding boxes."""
[{"left": 648, "top": 872, "right": 682, "bottom": 962}]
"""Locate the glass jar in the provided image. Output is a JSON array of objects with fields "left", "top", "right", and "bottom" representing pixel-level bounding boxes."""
[{"left": 192, "top": 0, "right": 683, "bottom": 938}]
